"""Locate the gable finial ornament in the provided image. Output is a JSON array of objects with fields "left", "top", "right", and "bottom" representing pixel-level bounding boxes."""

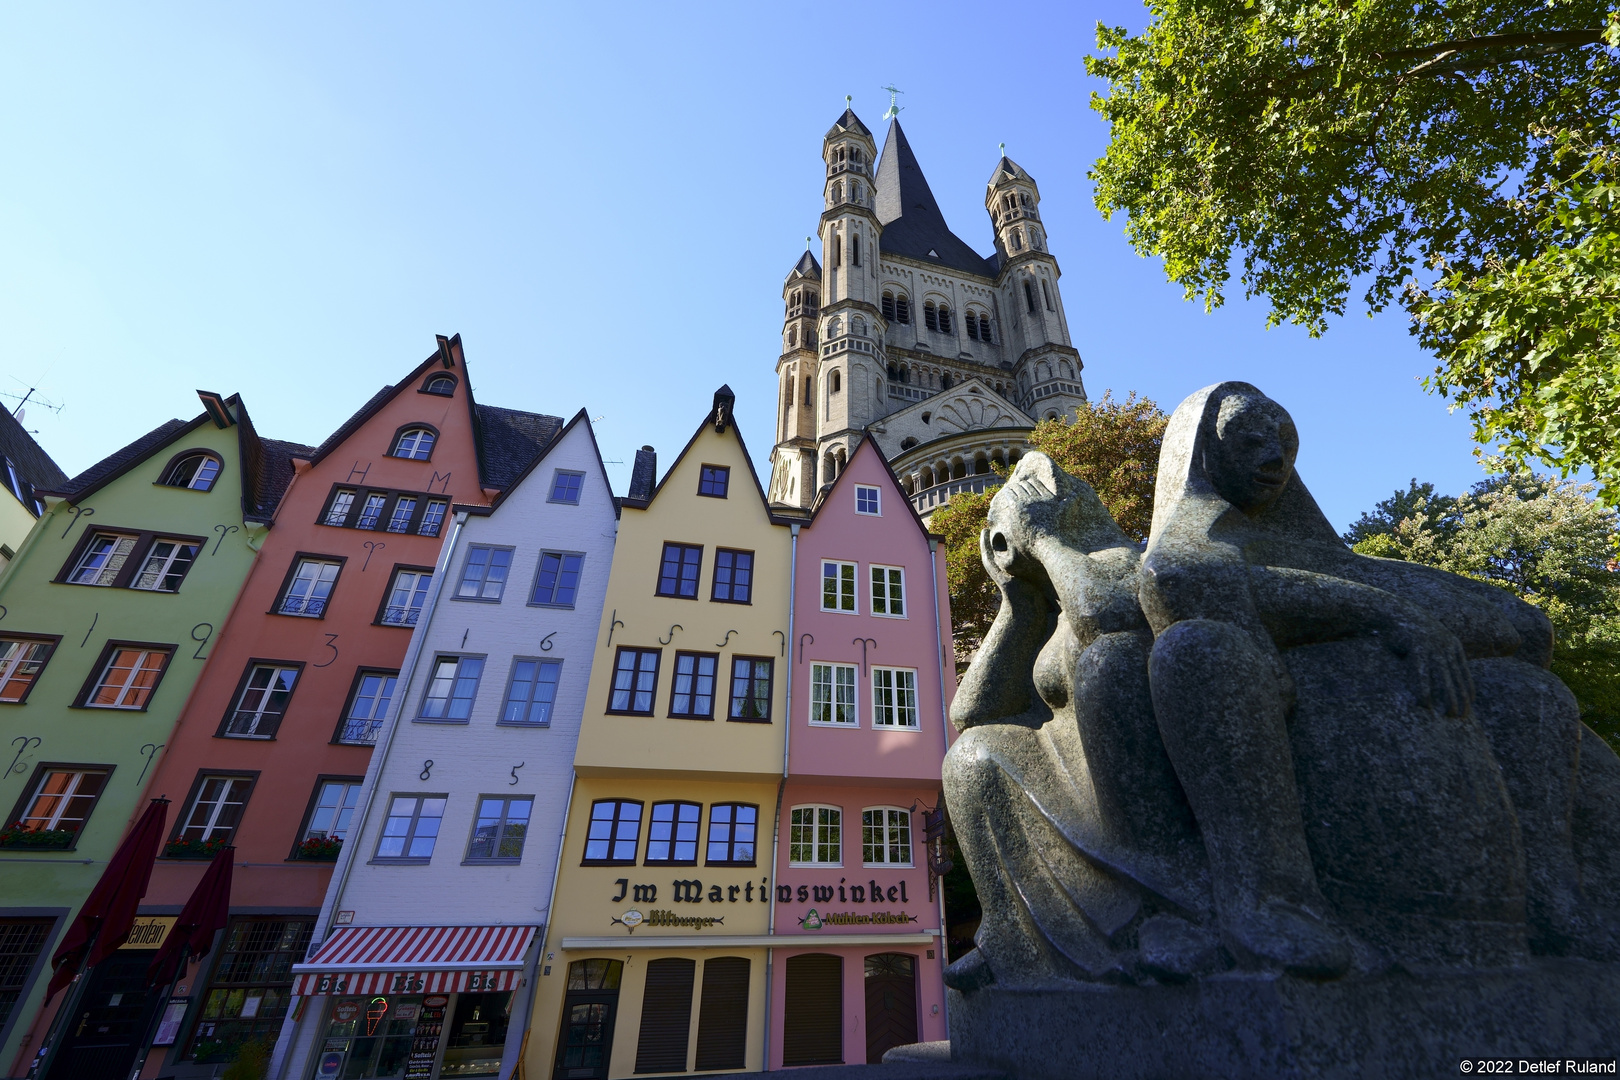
[
  {"left": 882, "top": 85, "right": 904, "bottom": 121},
  {"left": 999, "top": 141, "right": 1006, "bottom": 157}
]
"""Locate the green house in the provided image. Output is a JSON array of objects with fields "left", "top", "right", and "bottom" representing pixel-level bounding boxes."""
[{"left": 0, "top": 391, "right": 311, "bottom": 1073}]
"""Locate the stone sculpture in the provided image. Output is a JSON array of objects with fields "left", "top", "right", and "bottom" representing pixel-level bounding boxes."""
[{"left": 943, "top": 382, "right": 1620, "bottom": 1076}]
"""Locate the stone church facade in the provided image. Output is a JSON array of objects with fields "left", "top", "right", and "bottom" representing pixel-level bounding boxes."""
[{"left": 768, "top": 107, "right": 1087, "bottom": 519}]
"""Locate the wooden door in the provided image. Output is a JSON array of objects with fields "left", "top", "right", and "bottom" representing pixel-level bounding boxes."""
[
  {"left": 781, "top": 953, "right": 842, "bottom": 1067},
  {"left": 47, "top": 951, "right": 162, "bottom": 1080},
  {"left": 553, "top": 959, "right": 622, "bottom": 1080},
  {"left": 863, "top": 953, "right": 917, "bottom": 1064}
]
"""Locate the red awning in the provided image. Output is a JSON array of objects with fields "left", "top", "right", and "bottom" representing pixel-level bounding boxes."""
[{"left": 291, "top": 925, "right": 536, "bottom": 996}]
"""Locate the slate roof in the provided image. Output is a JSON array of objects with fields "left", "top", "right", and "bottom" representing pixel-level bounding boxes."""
[
  {"left": 474, "top": 404, "right": 564, "bottom": 490},
  {"left": 875, "top": 119, "right": 998, "bottom": 279},
  {"left": 53, "top": 419, "right": 193, "bottom": 497},
  {"left": 254, "top": 437, "right": 320, "bottom": 517},
  {"left": 0, "top": 405, "right": 67, "bottom": 497},
  {"left": 989, "top": 155, "right": 1033, "bottom": 186},
  {"left": 788, "top": 250, "right": 822, "bottom": 281},
  {"left": 825, "top": 107, "right": 871, "bottom": 139}
]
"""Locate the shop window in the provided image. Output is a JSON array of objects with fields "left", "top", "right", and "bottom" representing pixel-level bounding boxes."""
[
  {"left": 4, "top": 766, "right": 110, "bottom": 849},
  {"left": 550, "top": 470, "right": 585, "bottom": 504},
  {"left": 644, "top": 801, "right": 701, "bottom": 865},
  {"left": 862, "top": 808, "right": 914, "bottom": 866},
  {"left": 789, "top": 806, "right": 841, "bottom": 866},
  {"left": 710, "top": 549, "right": 753, "bottom": 604},
  {"left": 316, "top": 991, "right": 440, "bottom": 1079},
  {"left": 705, "top": 804, "right": 757, "bottom": 866},
  {"left": 870, "top": 566, "right": 905, "bottom": 616},
  {"left": 339, "top": 670, "right": 398, "bottom": 745},
  {"left": 655, "top": 543, "right": 703, "bottom": 599},
  {"left": 582, "top": 800, "right": 642, "bottom": 865},
  {"left": 419, "top": 656, "right": 485, "bottom": 721},
  {"left": 809, "top": 663, "right": 857, "bottom": 726},
  {"left": 693, "top": 957, "right": 750, "bottom": 1071},
  {"left": 634, "top": 957, "right": 695, "bottom": 1074},
  {"left": 821, "top": 561, "right": 856, "bottom": 612},
  {"left": 530, "top": 551, "right": 585, "bottom": 607},
  {"left": 187, "top": 918, "right": 312, "bottom": 1064},
  {"left": 442, "top": 992, "right": 513, "bottom": 1077},
  {"left": 457, "top": 546, "right": 513, "bottom": 602},
  {"left": 782, "top": 954, "right": 843, "bottom": 1067},
  {"left": 375, "top": 795, "right": 447, "bottom": 860},
  {"left": 0, "top": 919, "right": 53, "bottom": 1031},
  {"left": 667, "top": 653, "right": 717, "bottom": 720},
  {"left": 607, "top": 648, "right": 660, "bottom": 715},
  {"left": 466, "top": 796, "right": 532, "bottom": 862},
  {"left": 0, "top": 635, "right": 58, "bottom": 703},
  {"left": 501, "top": 659, "right": 561, "bottom": 726},
  {"left": 728, "top": 658, "right": 772, "bottom": 722},
  {"left": 698, "top": 465, "right": 730, "bottom": 498},
  {"left": 871, "top": 668, "right": 919, "bottom": 729}
]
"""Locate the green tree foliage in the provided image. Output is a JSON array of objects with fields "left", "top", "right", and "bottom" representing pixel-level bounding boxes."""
[
  {"left": 933, "top": 392, "right": 1168, "bottom": 662},
  {"left": 1350, "top": 473, "right": 1620, "bottom": 750},
  {"left": 1087, "top": 1, "right": 1620, "bottom": 495}
]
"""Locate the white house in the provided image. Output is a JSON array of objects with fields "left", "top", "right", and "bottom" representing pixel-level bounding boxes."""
[{"left": 271, "top": 410, "right": 617, "bottom": 1080}]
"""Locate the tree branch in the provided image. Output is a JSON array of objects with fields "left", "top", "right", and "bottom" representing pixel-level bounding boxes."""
[{"left": 1374, "top": 30, "right": 1607, "bottom": 64}]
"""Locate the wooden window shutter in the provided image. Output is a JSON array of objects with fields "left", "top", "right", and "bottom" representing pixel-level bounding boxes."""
[
  {"left": 693, "top": 956, "right": 751, "bottom": 1071},
  {"left": 634, "top": 957, "right": 696, "bottom": 1073},
  {"left": 782, "top": 953, "right": 843, "bottom": 1066}
]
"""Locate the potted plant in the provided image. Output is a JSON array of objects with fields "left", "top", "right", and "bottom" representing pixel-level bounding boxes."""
[
  {"left": 296, "top": 836, "right": 342, "bottom": 861},
  {"left": 163, "top": 836, "right": 229, "bottom": 859},
  {"left": 0, "top": 822, "right": 75, "bottom": 849}
]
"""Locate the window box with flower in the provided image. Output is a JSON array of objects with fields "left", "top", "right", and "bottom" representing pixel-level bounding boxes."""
[
  {"left": 296, "top": 836, "right": 342, "bottom": 861},
  {"left": 0, "top": 822, "right": 76, "bottom": 850},
  {"left": 163, "top": 836, "right": 229, "bottom": 860}
]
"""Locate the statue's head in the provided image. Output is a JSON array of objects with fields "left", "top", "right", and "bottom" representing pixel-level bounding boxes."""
[
  {"left": 1205, "top": 390, "right": 1299, "bottom": 515},
  {"left": 984, "top": 453, "right": 1130, "bottom": 580}
]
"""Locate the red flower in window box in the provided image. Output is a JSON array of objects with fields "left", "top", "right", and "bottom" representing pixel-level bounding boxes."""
[
  {"left": 0, "top": 821, "right": 75, "bottom": 849},
  {"left": 162, "top": 836, "right": 228, "bottom": 859},
  {"left": 297, "top": 836, "right": 343, "bottom": 861}
]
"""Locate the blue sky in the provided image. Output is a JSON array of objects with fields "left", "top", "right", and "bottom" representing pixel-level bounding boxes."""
[{"left": 0, "top": 2, "right": 1492, "bottom": 531}]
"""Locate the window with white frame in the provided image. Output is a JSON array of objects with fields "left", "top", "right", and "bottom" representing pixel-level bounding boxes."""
[
  {"left": 467, "top": 796, "right": 532, "bottom": 861},
  {"left": 871, "top": 667, "right": 919, "bottom": 728},
  {"left": 419, "top": 656, "right": 484, "bottom": 721},
  {"left": 871, "top": 565, "right": 905, "bottom": 617},
  {"left": 419, "top": 499, "right": 449, "bottom": 537},
  {"left": 278, "top": 558, "right": 340, "bottom": 617},
  {"left": 809, "top": 663, "right": 857, "bottom": 725},
  {"left": 855, "top": 485, "right": 881, "bottom": 515},
  {"left": 355, "top": 493, "right": 388, "bottom": 530},
  {"left": 324, "top": 490, "right": 356, "bottom": 526},
  {"left": 131, "top": 539, "right": 201, "bottom": 592},
  {"left": 821, "top": 561, "right": 857, "bottom": 612},
  {"left": 177, "top": 776, "right": 252, "bottom": 844},
  {"left": 159, "top": 452, "right": 222, "bottom": 492},
  {"left": 375, "top": 795, "right": 446, "bottom": 859},
  {"left": 385, "top": 496, "right": 418, "bottom": 533},
  {"left": 380, "top": 568, "right": 432, "bottom": 627},
  {"left": 85, "top": 647, "right": 171, "bottom": 709},
  {"left": 391, "top": 427, "right": 436, "bottom": 460},
  {"left": 789, "top": 805, "right": 841, "bottom": 866},
  {"left": 15, "top": 768, "right": 109, "bottom": 838},
  {"left": 68, "top": 532, "right": 138, "bottom": 585},
  {"left": 222, "top": 663, "right": 299, "bottom": 738},
  {"left": 501, "top": 659, "right": 561, "bottom": 725},
  {"left": 0, "top": 637, "right": 56, "bottom": 703},
  {"left": 340, "top": 671, "right": 397, "bottom": 744},
  {"left": 302, "top": 780, "right": 361, "bottom": 842},
  {"left": 862, "top": 808, "right": 913, "bottom": 866}
]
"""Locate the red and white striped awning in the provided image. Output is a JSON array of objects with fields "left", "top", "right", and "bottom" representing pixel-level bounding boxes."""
[{"left": 291, "top": 925, "right": 536, "bottom": 996}]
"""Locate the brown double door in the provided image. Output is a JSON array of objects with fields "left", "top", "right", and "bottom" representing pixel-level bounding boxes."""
[{"left": 863, "top": 953, "right": 917, "bottom": 1064}]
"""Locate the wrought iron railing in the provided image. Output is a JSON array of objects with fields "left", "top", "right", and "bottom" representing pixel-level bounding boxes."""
[
  {"left": 338, "top": 718, "right": 383, "bottom": 745},
  {"left": 380, "top": 606, "right": 421, "bottom": 627},
  {"left": 278, "top": 595, "right": 328, "bottom": 617}
]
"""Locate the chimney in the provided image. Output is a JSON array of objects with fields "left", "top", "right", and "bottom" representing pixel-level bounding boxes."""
[{"left": 629, "top": 445, "right": 657, "bottom": 502}]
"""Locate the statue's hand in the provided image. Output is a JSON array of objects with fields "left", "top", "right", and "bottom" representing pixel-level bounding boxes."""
[
  {"left": 985, "top": 474, "right": 1071, "bottom": 583},
  {"left": 1385, "top": 618, "right": 1475, "bottom": 717}
]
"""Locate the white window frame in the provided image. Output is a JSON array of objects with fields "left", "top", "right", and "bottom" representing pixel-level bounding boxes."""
[
  {"left": 391, "top": 428, "right": 436, "bottom": 460},
  {"left": 304, "top": 780, "right": 362, "bottom": 842},
  {"left": 381, "top": 568, "right": 433, "bottom": 627},
  {"left": 69, "top": 532, "right": 138, "bottom": 586},
  {"left": 862, "top": 806, "right": 914, "bottom": 867},
  {"left": 788, "top": 805, "right": 843, "bottom": 867},
  {"left": 0, "top": 637, "right": 53, "bottom": 702},
  {"left": 870, "top": 666, "right": 920, "bottom": 729},
  {"left": 808, "top": 662, "right": 858, "bottom": 727},
  {"left": 340, "top": 671, "right": 398, "bottom": 744},
  {"left": 385, "top": 496, "right": 418, "bottom": 534},
  {"left": 355, "top": 493, "right": 388, "bottom": 530},
  {"left": 821, "top": 560, "right": 857, "bottom": 613},
  {"left": 179, "top": 776, "right": 252, "bottom": 844},
  {"left": 19, "top": 769, "right": 108, "bottom": 834},
  {"left": 418, "top": 499, "right": 449, "bottom": 537},
  {"left": 87, "top": 648, "right": 170, "bottom": 709},
  {"left": 279, "top": 558, "right": 341, "bottom": 617},
  {"left": 131, "top": 538, "right": 200, "bottom": 592},
  {"left": 855, "top": 485, "right": 881, "bottom": 516},
  {"left": 224, "top": 663, "right": 300, "bottom": 738},
  {"left": 870, "top": 564, "right": 906, "bottom": 618},
  {"left": 324, "top": 489, "right": 356, "bottom": 526}
]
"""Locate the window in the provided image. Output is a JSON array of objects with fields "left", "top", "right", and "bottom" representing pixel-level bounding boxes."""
[
  {"left": 0, "top": 636, "right": 57, "bottom": 703},
  {"left": 882, "top": 292, "right": 895, "bottom": 320},
  {"left": 302, "top": 780, "right": 361, "bottom": 842},
  {"left": 924, "top": 302, "right": 938, "bottom": 331},
  {"left": 159, "top": 452, "right": 222, "bottom": 492},
  {"left": 222, "top": 663, "right": 300, "bottom": 738},
  {"left": 871, "top": 565, "right": 905, "bottom": 617},
  {"left": 668, "top": 652, "right": 717, "bottom": 719},
  {"left": 423, "top": 374, "right": 456, "bottom": 396},
  {"left": 131, "top": 539, "right": 200, "bottom": 592},
  {"left": 1041, "top": 278, "right": 1055, "bottom": 310},
  {"left": 277, "top": 558, "right": 340, "bottom": 617},
  {"left": 656, "top": 542, "right": 702, "bottom": 599},
  {"left": 938, "top": 305, "right": 953, "bottom": 334},
  {"left": 68, "top": 532, "right": 137, "bottom": 585},
  {"left": 391, "top": 427, "right": 437, "bottom": 460},
  {"left": 803, "top": 376, "right": 813, "bottom": 405},
  {"left": 420, "top": 656, "right": 484, "bottom": 721},
  {"left": 979, "top": 313, "right": 991, "bottom": 341},
  {"left": 83, "top": 646, "right": 171, "bottom": 709},
  {"left": 1024, "top": 280, "right": 1037, "bottom": 313},
  {"left": 871, "top": 667, "right": 919, "bottom": 729},
  {"left": 177, "top": 775, "right": 253, "bottom": 845},
  {"left": 833, "top": 234, "right": 842, "bottom": 267},
  {"left": 582, "top": 799, "right": 642, "bottom": 864},
  {"left": 728, "top": 657, "right": 772, "bottom": 722},
  {"left": 967, "top": 312, "right": 980, "bottom": 340},
  {"left": 645, "top": 801, "right": 700, "bottom": 864},
  {"left": 385, "top": 496, "right": 417, "bottom": 533},
  {"left": 339, "top": 670, "right": 397, "bottom": 744},
  {"left": 376, "top": 795, "right": 446, "bottom": 859},
  {"left": 698, "top": 465, "right": 730, "bottom": 498},
  {"left": 501, "top": 659, "right": 561, "bottom": 725},
  {"left": 380, "top": 567, "right": 433, "bottom": 627},
  {"left": 419, "top": 499, "right": 449, "bottom": 537},
  {"left": 809, "top": 663, "right": 857, "bottom": 726},
  {"left": 10, "top": 767, "right": 109, "bottom": 842},
  {"left": 531, "top": 551, "right": 584, "bottom": 607},
  {"left": 185, "top": 919, "right": 312, "bottom": 1062},
  {"left": 862, "top": 808, "right": 913, "bottom": 865},
  {"left": 355, "top": 493, "right": 387, "bottom": 530},
  {"left": 457, "top": 546, "right": 513, "bottom": 601},
  {"left": 855, "top": 486, "right": 880, "bottom": 515},
  {"left": 607, "top": 647, "right": 660, "bottom": 715},
  {"left": 705, "top": 803, "right": 757, "bottom": 866},
  {"left": 711, "top": 549, "right": 753, "bottom": 603},
  {"left": 821, "top": 561, "right": 856, "bottom": 612},
  {"left": 550, "top": 470, "right": 584, "bottom": 504},
  {"left": 0, "top": 920, "right": 53, "bottom": 1032},
  {"left": 324, "top": 490, "right": 356, "bottom": 526},
  {"left": 895, "top": 295, "right": 910, "bottom": 324},
  {"left": 789, "top": 806, "right": 841, "bottom": 866},
  {"left": 467, "top": 796, "right": 532, "bottom": 861},
  {"left": 851, "top": 233, "right": 861, "bottom": 266}
]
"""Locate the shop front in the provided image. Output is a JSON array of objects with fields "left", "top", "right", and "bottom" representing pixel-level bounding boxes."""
[{"left": 289, "top": 925, "right": 537, "bottom": 1080}]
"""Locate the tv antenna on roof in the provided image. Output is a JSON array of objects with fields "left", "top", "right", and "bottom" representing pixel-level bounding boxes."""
[
  {"left": 882, "top": 85, "right": 904, "bottom": 120},
  {"left": 0, "top": 387, "right": 65, "bottom": 428}
]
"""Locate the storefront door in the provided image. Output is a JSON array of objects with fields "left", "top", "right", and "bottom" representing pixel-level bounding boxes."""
[
  {"left": 45, "top": 951, "right": 162, "bottom": 1080},
  {"left": 552, "top": 959, "right": 621, "bottom": 1080},
  {"left": 781, "top": 953, "right": 841, "bottom": 1067},
  {"left": 863, "top": 953, "right": 917, "bottom": 1064}
]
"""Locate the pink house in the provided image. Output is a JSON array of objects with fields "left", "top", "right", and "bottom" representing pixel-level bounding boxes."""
[{"left": 769, "top": 437, "right": 956, "bottom": 1068}]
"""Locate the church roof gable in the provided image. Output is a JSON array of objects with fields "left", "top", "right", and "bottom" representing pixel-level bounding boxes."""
[{"left": 875, "top": 119, "right": 996, "bottom": 278}]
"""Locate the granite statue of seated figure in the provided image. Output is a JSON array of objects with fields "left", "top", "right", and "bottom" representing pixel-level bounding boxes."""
[{"left": 943, "top": 382, "right": 1620, "bottom": 995}]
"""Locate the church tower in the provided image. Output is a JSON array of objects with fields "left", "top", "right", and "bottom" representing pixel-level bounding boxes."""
[{"left": 769, "top": 250, "right": 822, "bottom": 506}]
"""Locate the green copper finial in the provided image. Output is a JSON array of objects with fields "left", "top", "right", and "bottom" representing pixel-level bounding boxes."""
[
  {"left": 999, "top": 142, "right": 1006, "bottom": 157},
  {"left": 806, "top": 236, "right": 813, "bottom": 252},
  {"left": 882, "top": 84, "right": 904, "bottom": 121},
  {"left": 845, "top": 94, "right": 852, "bottom": 108}
]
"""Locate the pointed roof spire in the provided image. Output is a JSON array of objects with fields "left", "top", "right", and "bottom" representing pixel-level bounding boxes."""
[
  {"left": 826, "top": 96, "right": 871, "bottom": 139},
  {"left": 787, "top": 249, "right": 822, "bottom": 281},
  {"left": 988, "top": 151, "right": 1034, "bottom": 186},
  {"left": 875, "top": 118, "right": 995, "bottom": 277}
]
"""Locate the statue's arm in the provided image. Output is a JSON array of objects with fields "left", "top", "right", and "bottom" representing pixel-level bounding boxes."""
[{"left": 951, "top": 545, "right": 1057, "bottom": 732}]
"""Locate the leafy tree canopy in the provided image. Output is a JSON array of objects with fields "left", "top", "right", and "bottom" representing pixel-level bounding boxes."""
[{"left": 1087, "top": 1, "right": 1620, "bottom": 496}]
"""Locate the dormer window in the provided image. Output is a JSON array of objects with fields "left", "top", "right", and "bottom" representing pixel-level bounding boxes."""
[
  {"left": 390, "top": 427, "right": 437, "bottom": 461},
  {"left": 159, "top": 452, "right": 223, "bottom": 492},
  {"left": 422, "top": 375, "right": 456, "bottom": 396}
]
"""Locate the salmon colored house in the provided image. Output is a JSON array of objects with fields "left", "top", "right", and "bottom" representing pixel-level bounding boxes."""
[{"left": 130, "top": 336, "right": 560, "bottom": 1080}]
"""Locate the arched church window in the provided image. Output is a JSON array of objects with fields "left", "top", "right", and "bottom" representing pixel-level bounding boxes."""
[
  {"left": 882, "top": 292, "right": 895, "bottom": 321},
  {"left": 887, "top": 363, "right": 897, "bottom": 380},
  {"left": 1060, "top": 361, "right": 1071, "bottom": 379},
  {"left": 1020, "top": 191, "right": 1032, "bottom": 207},
  {"left": 789, "top": 326, "right": 798, "bottom": 347},
  {"left": 807, "top": 329, "right": 818, "bottom": 347},
  {"left": 942, "top": 373, "right": 952, "bottom": 390},
  {"left": 979, "top": 313, "right": 992, "bottom": 341},
  {"left": 832, "top": 181, "right": 842, "bottom": 203},
  {"left": 831, "top": 370, "right": 842, "bottom": 393},
  {"left": 938, "top": 306, "right": 953, "bottom": 334},
  {"left": 924, "top": 302, "right": 938, "bottom": 331},
  {"left": 1042, "top": 279, "right": 1054, "bottom": 310},
  {"left": 852, "top": 233, "right": 861, "bottom": 266},
  {"left": 834, "top": 234, "right": 843, "bottom": 268},
  {"left": 1010, "top": 229, "right": 1024, "bottom": 252},
  {"left": 853, "top": 317, "right": 865, "bottom": 337},
  {"left": 1024, "top": 280, "right": 1037, "bottom": 314},
  {"left": 966, "top": 311, "right": 980, "bottom": 340},
  {"left": 895, "top": 295, "right": 910, "bottom": 324},
  {"left": 804, "top": 376, "right": 814, "bottom": 405},
  {"left": 830, "top": 317, "right": 842, "bottom": 337}
]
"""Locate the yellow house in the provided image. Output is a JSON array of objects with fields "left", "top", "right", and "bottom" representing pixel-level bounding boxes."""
[{"left": 527, "top": 387, "right": 800, "bottom": 1079}]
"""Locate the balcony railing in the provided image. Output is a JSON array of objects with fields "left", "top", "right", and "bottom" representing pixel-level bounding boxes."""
[
  {"left": 339, "top": 718, "right": 383, "bottom": 746},
  {"left": 278, "top": 596, "right": 328, "bottom": 617},
  {"left": 223, "top": 711, "right": 281, "bottom": 738},
  {"left": 909, "top": 475, "right": 1003, "bottom": 515},
  {"left": 380, "top": 606, "right": 422, "bottom": 627}
]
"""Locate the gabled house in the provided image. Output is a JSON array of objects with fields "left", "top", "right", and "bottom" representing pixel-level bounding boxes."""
[{"left": 0, "top": 403, "right": 68, "bottom": 570}]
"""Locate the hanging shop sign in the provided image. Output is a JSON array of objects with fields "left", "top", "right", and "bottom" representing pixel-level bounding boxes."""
[{"left": 118, "top": 916, "right": 177, "bottom": 950}]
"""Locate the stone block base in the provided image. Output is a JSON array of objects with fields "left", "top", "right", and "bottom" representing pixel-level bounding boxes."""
[{"left": 948, "top": 961, "right": 1620, "bottom": 1080}]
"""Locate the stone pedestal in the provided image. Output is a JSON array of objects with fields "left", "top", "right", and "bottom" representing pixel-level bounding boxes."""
[{"left": 948, "top": 961, "right": 1620, "bottom": 1080}]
